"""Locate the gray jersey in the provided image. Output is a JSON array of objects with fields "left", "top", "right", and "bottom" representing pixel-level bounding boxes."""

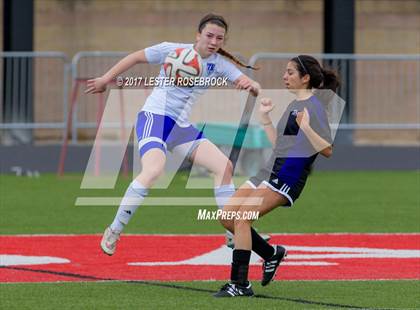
[{"left": 263, "top": 95, "right": 332, "bottom": 185}]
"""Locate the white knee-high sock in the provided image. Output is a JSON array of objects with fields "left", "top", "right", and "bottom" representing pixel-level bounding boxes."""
[
  {"left": 214, "top": 183, "right": 235, "bottom": 238},
  {"left": 110, "top": 179, "right": 148, "bottom": 233}
]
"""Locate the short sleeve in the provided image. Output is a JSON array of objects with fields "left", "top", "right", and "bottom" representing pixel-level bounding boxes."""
[
  {"left": 215, "top": 57, "right": 243, "bottom": 82},
  {"left": 144, "top": 42, "right": 190, "bottom": 65}
]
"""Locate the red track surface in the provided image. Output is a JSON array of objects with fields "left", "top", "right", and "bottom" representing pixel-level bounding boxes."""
[{"left": 1, "top": 234, "right": 419, "bottom": 283}]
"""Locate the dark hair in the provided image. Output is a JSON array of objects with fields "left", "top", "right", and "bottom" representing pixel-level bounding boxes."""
[
  {"left": 198, "top": 13, "right": 258, "bottom": 70},
  {"left": 291, "top": 55, "right": 340, "bottom": 91},
  {"left": 198, "top": 13, "right": 228, "bottom": 33}
]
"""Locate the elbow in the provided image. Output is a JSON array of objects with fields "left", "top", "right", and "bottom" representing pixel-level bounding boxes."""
[
  {"left": 321, "top": 146, "right": 333, "bottom": 158},
  {"left": 269, "top": 134, "right": 277, "bottom": 146}
]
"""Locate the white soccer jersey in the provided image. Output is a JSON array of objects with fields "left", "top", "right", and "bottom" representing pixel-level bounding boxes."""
[{"left": 142, "top": 42, "right": 243, "bottom": 127}]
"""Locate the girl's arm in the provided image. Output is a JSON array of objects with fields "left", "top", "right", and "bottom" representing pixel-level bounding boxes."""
[
  {"left": 233, "top": 75, "right": 261, "bottom": 97},
  {"left": 85, "top": 50, "right": 148, "bottom": 94},
  {"left": 259, "top": 97, "right": 277, "bottom": 145},
  {"left": 296, "top": 108, "right": 333, "bottom": 158}
]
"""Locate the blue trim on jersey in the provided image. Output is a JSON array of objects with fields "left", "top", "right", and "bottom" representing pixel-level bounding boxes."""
[
  {"left": 136, "top": 111, "right": 205, "bottom": 156},
  {"left": 277, "top": 157, "right": 311, "bottom": 186}
]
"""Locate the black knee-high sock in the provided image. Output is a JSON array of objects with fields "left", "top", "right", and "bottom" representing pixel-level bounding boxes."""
[
  {"left": 251, "top": 228, "right": 275, "bottom": 260},
  {"left": 231, "top": 249, "right": 251, "bottom": 286}
]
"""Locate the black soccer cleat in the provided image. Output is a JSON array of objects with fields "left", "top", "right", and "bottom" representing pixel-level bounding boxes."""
[
  {"left": 261, "top": 245, "right": 287, "bottom": 286},
  {"left": 213, "top": 282, "right": 254, "bottom": 297}
]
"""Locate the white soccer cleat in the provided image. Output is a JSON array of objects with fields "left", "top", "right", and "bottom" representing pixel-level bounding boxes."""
[
  {"left": 100, "top": 227, "right": 120, "bottom": 256},
  {"left": 226, "top": 233, "right": 235, "bottom": 249}
]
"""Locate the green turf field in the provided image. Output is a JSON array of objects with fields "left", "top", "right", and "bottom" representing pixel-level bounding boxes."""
[
  {"left": 1, "top": 280, "right": 419, "bottom": 310},
  {"left": 1, "top": 171, "right": 419, "bottom": 234},
  {"left": 1, "top": 171, "right": 419, "bottom": 309}
]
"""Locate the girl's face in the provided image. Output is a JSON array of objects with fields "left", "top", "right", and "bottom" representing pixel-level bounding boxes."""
[
  {"left": 283, "top": 61, "right": 310, "bottom": 92},
  {"left": 195, "top": 23, "right": 226, "bottom": 58}
]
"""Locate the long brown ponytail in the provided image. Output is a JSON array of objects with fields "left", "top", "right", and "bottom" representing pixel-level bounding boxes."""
[
  {"left": 198, "top": 13, "right": 258, "bottom": 70},
  {"left": 217, "top": 48, "right": 258, "bottom": 70},
  {"left": 320, "top": 67, "right": 340, "bottom": 92}
]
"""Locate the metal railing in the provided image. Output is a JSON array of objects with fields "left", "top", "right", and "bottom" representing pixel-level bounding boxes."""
[
  {"left": 69, "top": 51, "right": 162, "bottom": 143},
  {"left": 0, "top": 52, "right": 70, "bottom": 140},
  {"left": 0, "top": 52, "right": 70, "bottom": 129},
  {"left": 1, "top": 52, "right": 419, "bottom": 145},
  {"left": 69, "top": 51, "right": 248, "bottom": 143},
  {"left": 248, "top": 53, "right": 420, "bottom": 130}
]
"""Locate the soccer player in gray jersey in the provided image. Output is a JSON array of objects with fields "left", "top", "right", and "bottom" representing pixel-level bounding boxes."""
[
  {"left": 85, "top": 13, "right": 260, "bottom": 255},
  {"left": 214, "top": 55, "right": 340, "bottom": 297}
]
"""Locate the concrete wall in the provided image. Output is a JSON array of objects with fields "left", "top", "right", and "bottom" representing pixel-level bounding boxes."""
[
  {"left": 34, "top": 0, "right": 324, "bottom": 57},
  {"left": 34, "top": 0, "right": 420, "bottom": 56},
  {"left": 356, "top": 0, "right": 419, "bottom": 53}
]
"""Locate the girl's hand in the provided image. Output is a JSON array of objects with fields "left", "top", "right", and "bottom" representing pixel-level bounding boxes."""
[
  {"left": 235, "top": 77, "right": 260, "bottom": 96},
  {"left": 259, "top": 97, "right": 274, "bottom": 115},
  {"left": 248, "top": 81, "right": 261, "bottom": 97},
  {"left": 296, "top": 107, "right": 310, "bottom": 129},
  {"left": 85, "top": 77, "right": 107, "bottom": 94}
]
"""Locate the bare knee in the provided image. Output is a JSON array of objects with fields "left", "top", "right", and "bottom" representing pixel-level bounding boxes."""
[
  {"left": 234, "top": 218, "right": 252, "bottom": 230},
  {"left": 219, "top": 202, "right": 242, "bottom": 232},
  {"left": 138, "top": 149, "right": 166, "bottom": 187},
  {"left": 146, "top": 166, "right": 164, "bottom": 182},
  {"left": 224, "top": 160, "right": 233, "bottom": 177},
  {"left": 138, "top": 165, "right": 165, "bottom": 187},
  {"left": 214, "top": 159, "right": 233, "bottom": 182},
  {"left": 219, "top": 218, "right": 234, "bottom": 232}
]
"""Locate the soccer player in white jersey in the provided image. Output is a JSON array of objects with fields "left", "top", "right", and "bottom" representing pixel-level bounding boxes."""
[{"left": 85, "top": 13, "right": 261, "bottom": 255}]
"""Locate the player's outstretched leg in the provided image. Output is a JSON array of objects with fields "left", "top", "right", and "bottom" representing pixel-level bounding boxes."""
[
  {"left": 190, "top": 140, "right": 238, "bottom": 246},
  {"left": 100, "top": 179, "right": 149, "bottom": 255},
  {"left": 100, "top": 149, "right": 165, "bottom": 255},
  {"left": 214, "top": 183, "right": 237, "bottom": 246}
]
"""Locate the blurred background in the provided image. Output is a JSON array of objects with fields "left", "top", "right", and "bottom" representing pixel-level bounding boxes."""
[{"left": 1, "top": 0, "right": 419, "bottom": 176}]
